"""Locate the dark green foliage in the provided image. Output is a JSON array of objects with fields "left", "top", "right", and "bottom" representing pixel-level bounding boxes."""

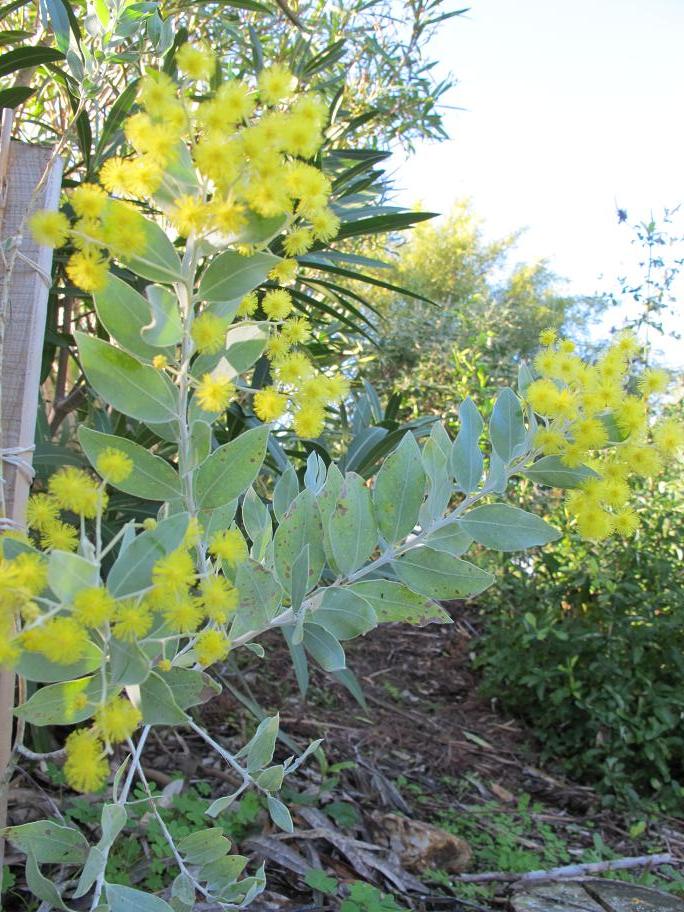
[{"left": 476, "top": 458, "right": 684, "bottom": 810}]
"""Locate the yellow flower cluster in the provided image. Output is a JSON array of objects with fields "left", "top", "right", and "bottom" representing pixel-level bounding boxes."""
[
  {"left": 527, "top": 330, "right": 683, "bottom": 540},
  {"left": 28, "top": 52, "right": 339, "bottom": 296},
  {"left": 22, "top": 457, "right": 128, "bottom": 553}
]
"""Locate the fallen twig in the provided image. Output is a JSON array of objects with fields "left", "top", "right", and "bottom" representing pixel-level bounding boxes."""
[{"left": 454, "top": 852, "right": 678, "bottom": 883}]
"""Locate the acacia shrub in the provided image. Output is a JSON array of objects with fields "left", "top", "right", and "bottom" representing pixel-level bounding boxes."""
[{"left": 476, "top": 440, "right": 684, "bottom": 810}]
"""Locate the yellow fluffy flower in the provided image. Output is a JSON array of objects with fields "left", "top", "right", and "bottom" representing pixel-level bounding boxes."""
[
  {"left": 638, "top": 368, "right": 669, "bottom": 397},
  {"left": 269, "top": 259, "right": 299, "bottom": 285},
  {"left": 72, "top": 587, "right": 116, "bottom": 627},
  {"left": 209, "top": 528, "right": 248, "bottom": 566},
  {"left": 196, "top": 374, "right": 234, "bottom": 412},
  {"left": 262, "top": 289, "right": 293, "bottom": 321},
  {"left": 214, "top": 80, "right": 257, "bottom": 124},
  {"left": 71, "top": 183, "right": 107, "bottom": 219},
  {"left": 95, "top": 697, "right": 142, "bottom": 744},
  {"left": 64, "top": 730, "right": 109, "bottom": 793},
  {"left": 40, "top": 520, "right": 78, "bottom": 552},
  {"left": 238, "top": 292, "right": 259, "bottom": 317},
  {"left": 258, "top": 63, "right": 297, "bottom": 105},
  {"left": 170, "top": 194, "right": 208, "bottom": 237},
  {"left": 195, "top": 629, "right": 231, "bottom": 667},
  {"left": 293, "top": 403, "right": 325, "bottom": 438},
  {"left": 316, "top": 374, "right": 350, "bottom": 404},
  {"left": 281, "top": 317, "right": 311, "bottom": 345},
  {"left": 283, "top": 227, "right": 313, "bottom": 257},
  {"left": 12, "top": 553, "right": 47, "bottom": 596},
  {"left": 211, "top": 197, "right": 247, "bottom": 235},
  {"left": 152, "top": 354, "right": 168, "bottom": 370},
  {"left": 191, "top": 312, "right": 227, "bottom": 354},
  {"left": 538, "top": 328, "right": 557, "bottom": 346},
  {"left": 199, "top": 575, "right": 239, "bottom": 623},
  {"left": 152, "top": 549, "right": 195, "bottom": 595},
  {"left": 176, "top": 43, "right": 216, "bottom": 81},
  {"left": 48, "top": 467, "right": 100, "bottom": 517},
  {"left": 162, "top": 594, "right": 204, "bottom": 633},
  {"left": 22, "top": 617, "right": 89, "bottom": 663},
  {"left": 265, "top": 333, "right": 290, "bottom": 362},
  {"left": 613, "top": 509, "right": 639, "bottom": 537},
  {"left": 66, "top": 250, "right": 109, "bottom": 293},
  {"left": 309, "top": 207, "right": 340, "bottom": 242},
  {"left": 575, "top": 505, "right": 614, "bottom": 541},
  {"left": 96, "top": 448, "right": 133, "bottom": 484},
  {"left": 138, "top": 71, "right": 177, "bottom": 111},
  {"left": 254, "top": 387, "right": 288, "bottom": 422},
  {"left": 25, "top": 494, "right": 59, "bottom": 531},
  {"left": 275, "top": 353, "right": 314, "bottom": 385},
  {"left": 112, "top": 599, "right": 153, "bottom": 641},
  {"left": 28, "top": 210, "right": 70, "bottom": 247},
  {"left": 652, "top": 418, "right": 684, "bottom": 455}
]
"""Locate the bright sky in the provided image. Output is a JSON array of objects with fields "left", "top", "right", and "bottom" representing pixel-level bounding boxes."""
[{"left": 394, "top": 0, "right": 684, "bottom": 366}]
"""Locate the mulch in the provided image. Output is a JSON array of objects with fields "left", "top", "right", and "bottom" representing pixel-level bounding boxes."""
[{"left": 7, "top": 604, "right": 684, "bottom": 910}]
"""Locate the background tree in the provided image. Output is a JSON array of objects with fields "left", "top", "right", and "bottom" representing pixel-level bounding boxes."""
[{"left": 352, "top": 201, "right": 603, "bottom": 419}]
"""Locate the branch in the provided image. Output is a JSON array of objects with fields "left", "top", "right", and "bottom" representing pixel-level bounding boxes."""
[
  {"left": 274, "top": 0, "right": 310, "bottom": 31},
  {"left": 454, "top": 853, "right": 678, "bottom": 883}
]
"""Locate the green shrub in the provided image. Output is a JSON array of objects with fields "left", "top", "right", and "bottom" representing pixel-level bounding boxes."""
[{"left": 477, "top": 452, "right": 684, "bottom": 810}]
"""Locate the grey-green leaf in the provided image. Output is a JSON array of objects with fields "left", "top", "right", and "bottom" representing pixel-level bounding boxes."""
[
  {"left": 459, "top": 503, "right": 561, "bottom": 551},
  {"left": 198, "top": 250, "right": 280, "bottom": 303},
  {"left": 231, "top": 559, "right": 284, "bottom": 639},
  {"left": 373, "top": 432, "right": 425, "bottom": 543},
  {"left": 315, "top": 588, "right": 376, "bottom": 640},
  {"left": 489, "top": 388, "right": 527, "bottom": 463},
  {"left": 302, "top": 623, "right": 346, "bottom": 671},
  {"left": 115, "top": 204, "right": 183, "bottom": 284},
  {"left": 139, "top": 673, "right": 188, "bottom": 725},
  {"left": 93, "top": 274, "right": 170, "bottom": 362},
  {"left": 106, "top": 884, "right": 175, "bottom": 912},
  {"left": 195, "top": 427, "right": 269, "bottom": 510},
  {"left": 245, "top": 714, "right": 279, "bottom": 772},
  {"left": 47, "top": 550, "right": 98, "bottom": 602},
  {"left": 76, "top": 332, "right": 178, "bottom": 423},
  {"left": 349, "top": 580, "right": 451, "bottom": 626},
  {"left": 274, "top": 490, "right": 325, "bottom": 594},
  {"left": 2, "top": 820, "right": 89, "bottom": 864},
  {"left": 79, "top": 427, "right": 182, "bottom": 501},
  {"left": 522, "top": 455, "right": 598, "bottom": 489},
  {"left": 107, "top": 512, "right": 189, "bottom": 597},
  {"left": 392, "top": 547, "right": 494, "bottom": 599},
  {"left": 424, "top": 522, "right": 473, "bottom": 556},
  {"left": 450, "top": 396, "right": 484, "bottom": 492},
  {"left": 141, "top": 284, "right": 183, "bottom": 346},
  {"left": 329, "top": 473, "right": 377, "bottom": 576}
]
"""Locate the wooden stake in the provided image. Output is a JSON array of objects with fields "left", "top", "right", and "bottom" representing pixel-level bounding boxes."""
[{"left": 0, "top": 121, "right": 63, "bottom": 866}]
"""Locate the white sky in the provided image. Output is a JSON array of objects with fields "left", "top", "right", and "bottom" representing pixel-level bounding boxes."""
[{"left": 393, "top": 0, "right": 684, "bottom": 366}]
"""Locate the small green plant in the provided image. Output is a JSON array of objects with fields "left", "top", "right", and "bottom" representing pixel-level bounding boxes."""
[{"left": 341, "top": 881, "right": 408, "bottom": 912}]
